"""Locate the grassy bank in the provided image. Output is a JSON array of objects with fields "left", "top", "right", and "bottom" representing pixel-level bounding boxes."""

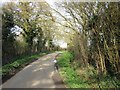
[
  {"left": 57, "top": 51, "right": 120, "bottom": 88},
  {"left": 0, "top": 52, "right": 49, "bottom": 77}
]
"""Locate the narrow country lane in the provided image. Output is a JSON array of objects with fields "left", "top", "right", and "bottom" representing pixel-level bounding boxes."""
[{"left": 2, "top": 53, "right": 65, "bottom": 88}]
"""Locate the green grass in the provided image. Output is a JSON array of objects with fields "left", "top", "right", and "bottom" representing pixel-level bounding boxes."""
[
  {"left": 76, "top": 67, "right": 120, "bottom": 88},
  {"left": 57, "top": 51, "right": 120, "bottom": 88},
  {"left": 57, "top": 51, "right": 87, "bottom": 88},
  {"left": 0, "top": 52, "right": 47, "bottom": 76}
]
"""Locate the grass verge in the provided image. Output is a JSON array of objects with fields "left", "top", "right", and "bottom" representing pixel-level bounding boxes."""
[{"left": 57, "top": 51, "right": 120, "bottom": 88}]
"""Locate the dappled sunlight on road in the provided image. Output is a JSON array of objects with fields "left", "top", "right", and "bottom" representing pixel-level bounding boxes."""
[
  {"left": 2, "top": 53, "right": 65, "bottom": 88},
  {"left": 31, "top": 81, "right": 40, "bottom": 87},
  {"left": 30, "top": 79, "right": 55, "bottom": 88},
  {"left": 49, "top": 71, "right": 55, "bottom": 78},
  {"left": 33, "top": 67, "right": 43, "bottom": 72},
  {"left": 32, "top": 63, "right": 52, "bottom": 72}
]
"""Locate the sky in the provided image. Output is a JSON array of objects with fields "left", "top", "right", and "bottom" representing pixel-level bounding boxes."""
[
  {"left": 45, "top": 0, "right": 55, "bottom": 6},
  {"left": 43, "top": 0, "right": 68, "bottom": 48}
]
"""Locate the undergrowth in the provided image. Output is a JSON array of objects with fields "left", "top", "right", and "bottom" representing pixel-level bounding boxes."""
[
  {"left": 0, "top": 52, "right": 47, "bottom": 76},
  {"left": 57, "top": 51, "right": 120, "bottom": 88}
]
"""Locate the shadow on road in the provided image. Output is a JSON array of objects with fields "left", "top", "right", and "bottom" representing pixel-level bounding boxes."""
[{"left": 52, "top": 70, "right": 66, "bottom": 88}]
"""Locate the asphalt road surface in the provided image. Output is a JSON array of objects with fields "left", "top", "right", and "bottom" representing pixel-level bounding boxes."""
[{"left": 2, "top": 52, "right": 65, "bottom": 88}]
